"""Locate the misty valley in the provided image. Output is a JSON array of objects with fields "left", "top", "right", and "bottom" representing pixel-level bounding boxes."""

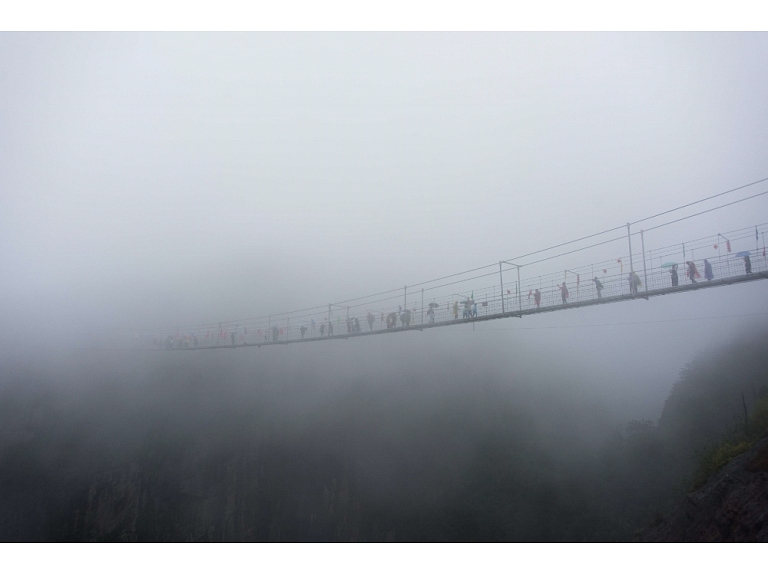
[{"left": 1, "top": 326, "right": 766, "bottom": 542}]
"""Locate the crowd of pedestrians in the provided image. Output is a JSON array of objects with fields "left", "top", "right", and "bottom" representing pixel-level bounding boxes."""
[{"left": 156, "top": 245, "right": 761, "bottom": 348}]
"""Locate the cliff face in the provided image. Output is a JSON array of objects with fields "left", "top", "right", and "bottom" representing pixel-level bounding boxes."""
[
  {"left": 49, "top": 445, "right": 365, "bottom": 543},
  {"left": 634, "top": 437, "right": 768, "bottom": 542}
]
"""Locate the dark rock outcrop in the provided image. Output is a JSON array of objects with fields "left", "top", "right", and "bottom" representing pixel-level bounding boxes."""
[{"left": 635, "top": 437, "right": 768, "bottom": 542}]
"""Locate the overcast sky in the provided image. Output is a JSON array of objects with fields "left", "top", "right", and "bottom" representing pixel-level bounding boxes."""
[{"left": 2, "top": 33, "right": 767, "bottom": 417}]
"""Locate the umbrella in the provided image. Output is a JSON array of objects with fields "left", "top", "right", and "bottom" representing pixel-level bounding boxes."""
[
  {"left": 428, "top": 302, "right": 440, "bottom": 308},
  {"left": 660, "top": 262, "right": 678, "bottom": 268},
  {"left": 736, "top": 251, "right": 751, "bottom": 257}
]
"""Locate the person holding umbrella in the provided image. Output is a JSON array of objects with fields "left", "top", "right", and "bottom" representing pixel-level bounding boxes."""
[
  {"left": 534, "top": 288, "right": 542, "bottom": 308},
  {"left": 662, "top": 262, "right": 679, "bottom": 286},
  {"left": 559, "top": 282, "right": 569, "bottom": 305}
]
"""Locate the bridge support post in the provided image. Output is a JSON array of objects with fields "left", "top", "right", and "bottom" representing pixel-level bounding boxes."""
[
  {"left": 501, "top": 260, "right": 523, "bottom": 314},
  {"left": 627, "top": 223, "right": 636, "bottom": 296},
  {"left": 499, "top": 262, "right": 505, "bottom": 314},
  {"left": 641, "top": 229, "right": 649, "bottom": 299}
]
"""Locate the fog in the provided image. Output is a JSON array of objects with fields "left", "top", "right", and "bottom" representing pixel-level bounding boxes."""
[{"left": 1, "top": 32, "right": 768, "bottom": 541}]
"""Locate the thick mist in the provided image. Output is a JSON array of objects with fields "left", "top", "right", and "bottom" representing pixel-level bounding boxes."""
[{"left": 2, "top": 32, "right": 768, "bottom": 541}]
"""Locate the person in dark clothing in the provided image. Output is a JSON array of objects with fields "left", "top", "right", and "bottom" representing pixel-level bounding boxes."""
[
  {"left": 328, "top": 321, "right": 333, "bottom": 336},
  {"left": 592, "top": 277, "right": 603, "bottom": 298},
  {"left": 367, "top": 312, "right": 375, "bottom": 331},
  {"left": 534, "top": 289, "right": 541, "bottom": 308},
  {"left": 320, "top": 323, "right": 325, "bottom": 337},
  {"left": 271, "top": 326, "right": 279, "bottom": 342},
  {"left": 670, "top": 264, "right": 679, "bottom": 287},
  {"left": 744, "top": 254, "right": 752, "bottom": 274},
  {"left": 704, "top": 259, "right": 714, "bottom": 281},
  {"left": 560, "top": 283, "right": 569, "bottom": 305},
  {"left": 300, "top": 325, "right": 307, "bottom": 338}
]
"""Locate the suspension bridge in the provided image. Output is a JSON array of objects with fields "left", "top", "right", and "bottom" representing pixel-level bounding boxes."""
[{"left": 146, "top": 179, "right": 768, "bottom": 350}]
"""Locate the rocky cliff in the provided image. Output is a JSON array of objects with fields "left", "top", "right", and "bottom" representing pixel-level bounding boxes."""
[{"left": 634, "top": 437, "right": 768, "bottom": 542}]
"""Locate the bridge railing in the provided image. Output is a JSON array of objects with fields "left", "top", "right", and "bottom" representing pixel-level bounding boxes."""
[{"left": 146, "top": 222, "right": 768, "bottom": 349}]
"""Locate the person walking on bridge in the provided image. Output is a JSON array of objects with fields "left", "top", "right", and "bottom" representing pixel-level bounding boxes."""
[
  {"left": 592, "top": 277, "right": 603, "bottom": 299},
  {"left": 744, "top": 254, "right": 752, "bottom": 275},
  {"left": 534, "top": 288, "right": 541, "bottom": 308},
  {"left": 328, "top": 320, "right": 334, "bottom": 336},
  {"left": 704, "top": 259, "right": 714, "bottom": 281},
  {"left": 367, "top": 312, "right": 375, "bottom": 331},
  {"left": 686, "top": 261, "right": 699, "bottom": 284},
  {"left": 560, "top": 283, "right": 569, "bottom": 305},
  {"left": 271, "top": 326, "right": 279, "bottom": 342},
  {"left": 300, "top": 325, "right": 307, "bottom": 338},
  {"left": 320, "top": 323, "right": 325, "bottom": 337},
  {"left": 670, "top": 264, "right": 679, "bottom": 287}
]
